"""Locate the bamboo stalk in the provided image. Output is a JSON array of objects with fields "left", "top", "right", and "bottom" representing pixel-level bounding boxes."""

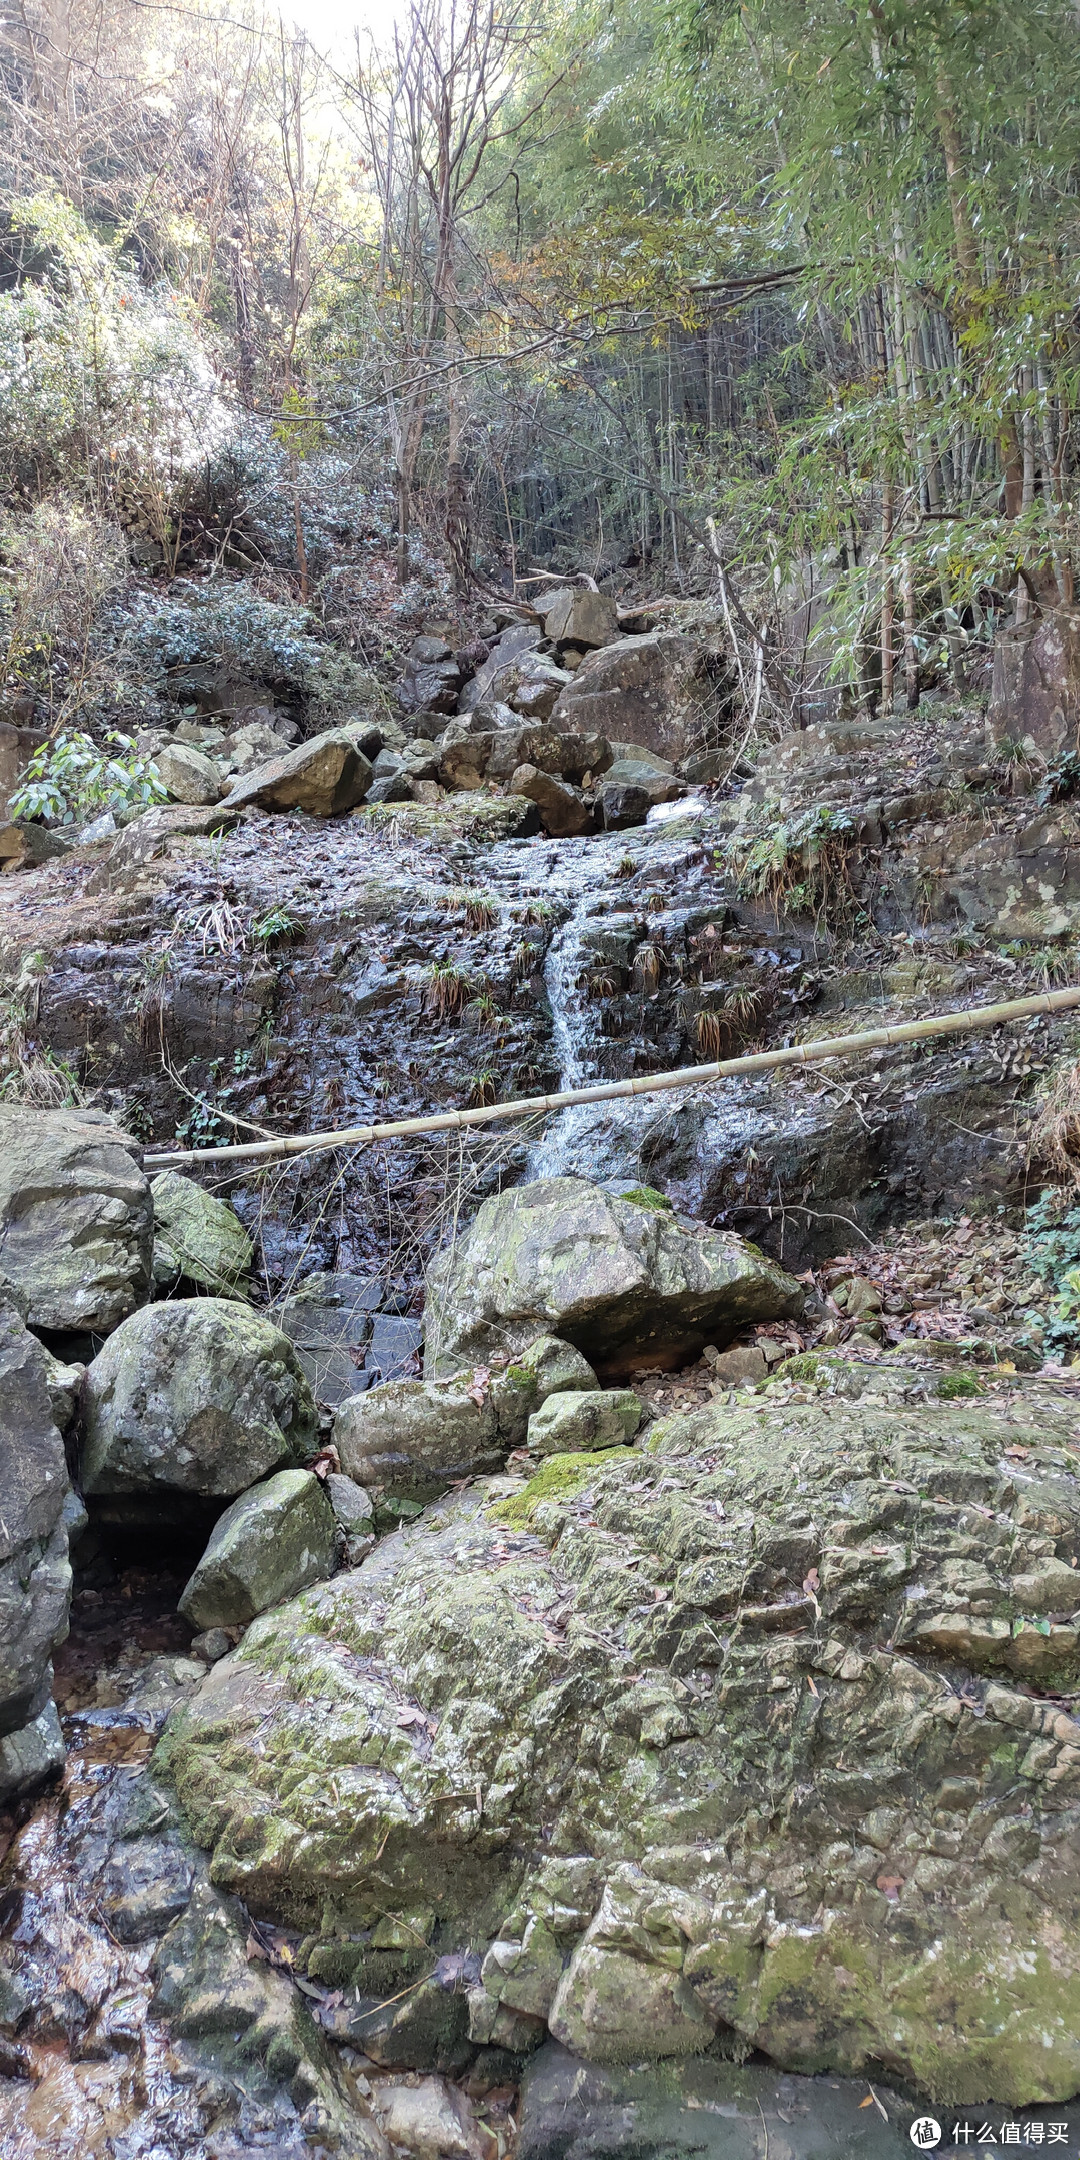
[{"left": 145, "top": 985, "right": 1080, "bottom": 1172}]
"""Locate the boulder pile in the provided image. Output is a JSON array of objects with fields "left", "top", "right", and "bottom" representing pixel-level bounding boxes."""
[
  {"left": 162, "top": 1371, "right": 1080, "bottom": 2106},
  {"left": 4, "top": 1094, "right": 1080, "bottom": 2114}
]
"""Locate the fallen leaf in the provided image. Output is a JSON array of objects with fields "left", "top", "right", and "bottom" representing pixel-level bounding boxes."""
[{"left": 806, "top": 1675, "right": 820, "bottom": 1698}]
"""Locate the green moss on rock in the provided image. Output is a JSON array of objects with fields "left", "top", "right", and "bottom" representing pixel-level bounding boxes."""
[{"left": 157, "top": 1393, "right": 1080, "bottom": 2104}]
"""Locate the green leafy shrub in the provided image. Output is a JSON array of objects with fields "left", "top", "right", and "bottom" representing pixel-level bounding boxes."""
[
  {"left": 119, "top": 581, "right": 382, "bottom": 725},
  {"left": 1022, "top": 1193, "right": 1080, "bottom": 1353},
  {"left": 11, "top": 730, "right": 166, "bottom": 825}
]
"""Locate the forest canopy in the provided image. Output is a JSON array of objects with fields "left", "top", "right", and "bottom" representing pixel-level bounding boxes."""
[{"left": 2, "top": 0, "right": 1078, "bottom": 724}]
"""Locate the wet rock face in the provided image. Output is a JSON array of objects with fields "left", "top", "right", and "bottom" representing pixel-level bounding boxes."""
[
  {"left": 423, "top": 1176, "right": 804, "bottom": 1377},
  {"left": 0, "top": 1297, "right": 71, "bottom": 1795},
  {"left": 515, "top": 2042, "right": 914, "bottom": 2159},
  {"left": 81, "top": 1298, "right": 317, "bottom": 1510},
  {"left": 161, "top": 1374, "right": 1080, "bottom": 2105},
  {"left": 0, "top": 1105, "right": 152, "bottom": 1335}
]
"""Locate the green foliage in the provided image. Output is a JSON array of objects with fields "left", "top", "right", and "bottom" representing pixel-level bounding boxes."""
[
  {"left": 620, "top": 1185, "right": 673, "bottom": 1212},
  {"left": 1023, "top": 1194, "right": 1080, "bottom": 1354},
  {"left": 251, "top": 906, "right": 304, "bottom": 947},
  {"left": 121, "top": 583, "right": 380, "bottom": 724},
  {"left": 11, "top": 730, "right": 167, "bottom": 826}
]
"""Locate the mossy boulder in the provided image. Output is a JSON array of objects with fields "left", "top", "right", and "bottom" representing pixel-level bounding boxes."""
[
  {"left": 0, "top": 1104, "right": 152, "bottom": 1334},
  {"left": 333, "top": 1334, "right": 598, "bottom": 1507},
  {"left": 82, "top": 1298, "right": 316, "bottom": 1508},
  {"left": 150, "top": 1171, "right": 253, "bottom": 1297},
  {"left": 159, "top": 1384, "right": 1080, "bottom": 2102},
  {"left": 178, "top": 1469, "right": 337, "bottom": 1630},
  {"left": 424, "top": 1177, "right": 803, "bottom": 1379},
  {"left": 527, "top": 1388, "right": 641, "bottom": 1454},
  {"left": 0, "top": 1295, "right": 72, "bottom": 1798}
]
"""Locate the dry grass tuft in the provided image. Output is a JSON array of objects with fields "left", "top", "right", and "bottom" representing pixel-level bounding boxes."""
[{"left": 1028, "top": 1059, "right": 1080, "bottom": 1186}]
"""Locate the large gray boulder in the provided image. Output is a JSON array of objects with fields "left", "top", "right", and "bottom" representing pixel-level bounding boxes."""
[
  {"left": 0, "top": 1297, "right": 72, "bottom": 1799},
  {"left": 0, "top": 1105, "right": 152, "bottom": 1335},
  {"left": 150, "top": 1171, "right": 253, "bottom": 1298},
  {"left": 82, "top": 1299, "right": 317, "bottom": 1505},
  {"left": 551, "top": 631, "right": 716, "bottom": 766},
  {"left": 538, "top": 587, "right": 619, "bottom": 649},
  {"left": 335, "top": 1334, "right": 597, "bottom": 1506},
  {"left": 220, "top": 729, "right": 373, "bottom": 816},
  {"left": 424, "top": 1178, "right": 803, "bottom": 1378},
  {"left": 155, "top": 741, "right": 222, "bottom": 806},
  {"left": 162, "top": 1372, "right": 1080, "bottom": 2106},
  {"left": 178, "top": 1469, "right": 337, "bottom": 1629}
]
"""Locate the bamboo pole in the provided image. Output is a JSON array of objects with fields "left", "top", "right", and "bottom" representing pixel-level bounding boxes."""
[{"left": 144, "top": 985, "right": 1080, "bottom": 1172}]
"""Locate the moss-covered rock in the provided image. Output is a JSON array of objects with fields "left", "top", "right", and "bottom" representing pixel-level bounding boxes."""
[
  {"left": 82, "top": 1298, "right": 316, "bottom": 1506},
  {"left": 424, "top": 1176, "right": 803, "bottom": 1378},
  {"left": 333, "top": 1334, "right": 598, "bottom": 1506},
  {"left": 527, "top": 1389, "right": 641, "bottom": 1454},
  {"left": 159, "top": 1385, "right": 1080, "bottom": 2103},
  {"left": 0, "top": 1104, "right": 151, "bottom": 1333},
  {"left": 178, "top": 1469, "right": 337, "bottom": 1629},
  {"left": 150, "top": 1171, "right": 253, "bottom": 1298}
]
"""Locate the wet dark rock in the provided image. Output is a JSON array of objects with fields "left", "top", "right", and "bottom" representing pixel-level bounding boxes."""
[
  {"left": 0, "top": 1104, "right": 151, "bottom": 1334},
  {"left": 367, "top": 772, "right": 415, "bottom": 805},
  {"left": 82, "top": 1298, "right": 317, "bottom": 1507},
  {"left": 273, "top": 1271, "right": 380, "bottom": 1408},
  {"left": 150, "top": 1877, "right": 387, "bottom": 2150},
  {"left": 366, "top": 1311, "right": 423, "bottom": 1381},
  {"left": 597, "top": 778, "right": 651, "bottom": 829},
  {"left": 325, "top": 1965, "right": 475, "bottom": 2075},
  {"left": 516, "top": 2043, "right": 912, "bottom": 2160},
  {"left": 100, "top": 1835, "right": 195, "bottom": 1942},
  {"left": 0, "top": 1296, "right": 72, "bottom": 1795}
]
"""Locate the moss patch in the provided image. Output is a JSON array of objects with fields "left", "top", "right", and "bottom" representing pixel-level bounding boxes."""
[
  {"left": 487, "top": 1448, "right": 635, "bottom": 1529},
  {"left": 620, "top": 1186, "right": 674, "bottom": 1213},
  {"left": 937, "top": 1369, "right": 984, "bottom": 1399}
]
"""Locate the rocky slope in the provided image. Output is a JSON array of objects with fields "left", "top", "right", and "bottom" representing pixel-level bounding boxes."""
[{"left": 4, "top": 656, "right": 1080, "bottom": 2153}]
